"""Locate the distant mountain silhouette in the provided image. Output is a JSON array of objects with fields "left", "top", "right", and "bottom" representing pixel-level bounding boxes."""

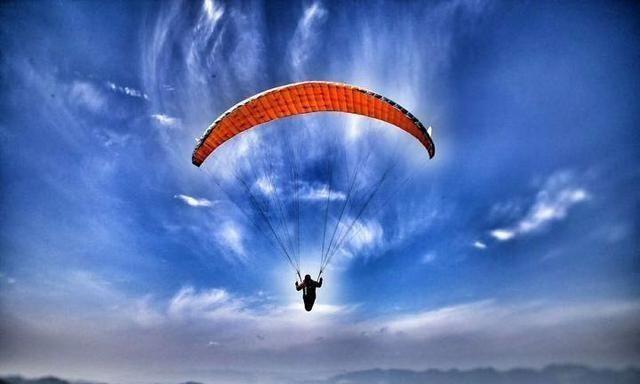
[
  {"left": 321, "top": 364, "right": 640, "bottom": 384},
  {"left": 1, "top": 377, "right": 73, "bottom": 384},
  {"left": 3, "top": 365, "right": 640, "bottom": 384},
  {"left": 0, "top": 376, "right": 109, "bottom": 384}
]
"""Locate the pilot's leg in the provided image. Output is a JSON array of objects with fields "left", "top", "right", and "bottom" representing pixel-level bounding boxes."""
[{"left": 304, "top": 295, "right": 316, "bottom": 312}]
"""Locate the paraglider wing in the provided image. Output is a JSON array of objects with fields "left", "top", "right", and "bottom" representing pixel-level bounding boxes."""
[{"left": 192, "top": 81, "right": 435, "bottom": 166}]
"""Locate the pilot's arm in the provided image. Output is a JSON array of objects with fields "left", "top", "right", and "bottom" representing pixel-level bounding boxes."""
[
  {"left": 295, "top": 281, "right": 305, "bottom": 291},
  {"left": 316, "top": 277, "right": 323, "bottom": 288}
]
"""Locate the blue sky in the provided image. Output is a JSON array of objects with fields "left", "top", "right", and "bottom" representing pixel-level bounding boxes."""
[{"left": 0, "top": 0, "right": 639, "bottom": 383}]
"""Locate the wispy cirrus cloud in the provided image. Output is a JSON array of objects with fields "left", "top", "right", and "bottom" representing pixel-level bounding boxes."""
[
  {"left": 287, "top": 1, "right": 328, "bottom": 80},
  {"left": 142, "top": 0, "right": 266, "bottom": 164},
  {"left": 100, "top": 129, "right": 132, "bottom": 148},
  {"left": 490, "top": 171, "right": 589, "bottom": 242},
  {"left": 167, "top": 286, "right": 246, "bottom": 320},
  {"left": 214, "top": 221, "right": 246, "bottom": 259},
  {"left": 202, "top": 0, "right": 224, "bottom": 24}
]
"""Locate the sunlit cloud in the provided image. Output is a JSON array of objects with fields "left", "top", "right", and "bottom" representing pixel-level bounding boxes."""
[
  {"left": 473, "top": 240, "right": 487, "bottom": 249},
  {"left": 331, "top": 218, "right": 384, "bottom": 260},
  {"left": 174, "top": 194, "right": 215, "bottom": 207},
  {"left": 167, "top": 286, "right": 247, "bottom": 320},
  {"left": 490, "top": 229, "right": 515, "bottom": 241},
  {"left": 299, "top": 183, "right": 347, "bottom": 201},
  {"left": 350, "top": 219, "right": 383, "bottom": 250},
  {"left": 106, "top": 81, "right": 148, "bottom": 100},
  {"left": 490, "top": 171, "right": 589, "bottom": 241},
  {"left": 202, "top": 0, "right": 224, "bottom": 24},
  {"left": 151, "top": 113, "right": 179, "bottom": 127},
  {"left": 255, "top": 176, "right": 275, "bottom": 195}
]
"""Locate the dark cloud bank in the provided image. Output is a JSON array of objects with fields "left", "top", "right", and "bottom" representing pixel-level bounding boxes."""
[{"left": 4, "top": 365, "right": 640, "bottom": 384}]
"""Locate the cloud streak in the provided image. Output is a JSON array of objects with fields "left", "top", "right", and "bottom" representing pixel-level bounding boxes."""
[
  {"left": 490, "top": 171, "right": 589, "bottom": 242},
  {"left": 151, "top": 113, "right": 179, "bottom": 127},
  {"left": 299, "top": 183, "right": 346, "bottom": 202},
  {"left": 473, "top": 240, "right": 487, "bottom": 249},
  {"left": 106, "top": 81, "right": 149, "bottom": 100},
  {"left": 174, "top": 194, "right": 215, "bottom": 207},
  {"left": 288, "top": 1, "right": 328, "bottom": 80}
]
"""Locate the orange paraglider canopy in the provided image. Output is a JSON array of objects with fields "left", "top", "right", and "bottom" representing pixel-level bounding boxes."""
[{"left": 192, "top": 81, "right": 435, "bottom": 166}]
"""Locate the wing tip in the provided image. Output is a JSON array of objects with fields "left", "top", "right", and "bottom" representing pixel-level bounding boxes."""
[
  {"left": 424, "top": 126, "right": 436, "bottom": 159},
  {"left": 192, "top": 154, "right": 203, "bottom": 167}
]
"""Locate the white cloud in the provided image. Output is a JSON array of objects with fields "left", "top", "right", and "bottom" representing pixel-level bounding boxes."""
[
  {"left": 174, "top": 194, "right": 214, "bottom": 207},
  {"left": 329, "top": 218, "right": 384, "bottom": 261},
  {"left": 517, "top": 188, "right": 588, "bottom": 233},
  {"left": 490, "top": 229, "right": 515, "bottom": 241},
  {"left": 382, "top": 300, "right": 497, "bottom": 335},
  {"left": 151, "top": 113, "right": 179, "bottom": 127},
  {"left": 106, "top": 81, "right": 149, "bottom": 100},
  {"left": 202, "top": 0, "right": 224, "bottom": 24},
  {"left": 376, "top": 299, "right": 640, "bottom": 351},
  {"left": 351, "top": 219, "right": 383, "bottom": 250},
  {"left": 299, "top": 183, "right": 346, "bottom": 201},
  {"left": 159, "top": 285, "right": 350, "bottom": 334},
  {"left": 167, "top": 286, "right": 246, "bottom": 320},
  {"left": 255, "top": 176, "right": 275, "bottom": 195},
  {"left": 490, "top": 171, "right": 589, "bottom": 242},
  {"left": 473, "top": 241, "right": 487, "bottom": 249}
]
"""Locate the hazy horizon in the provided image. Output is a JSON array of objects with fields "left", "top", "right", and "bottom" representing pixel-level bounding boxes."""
[{"left": 3, "top": 363, "right": 640, "bottom": 384}]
